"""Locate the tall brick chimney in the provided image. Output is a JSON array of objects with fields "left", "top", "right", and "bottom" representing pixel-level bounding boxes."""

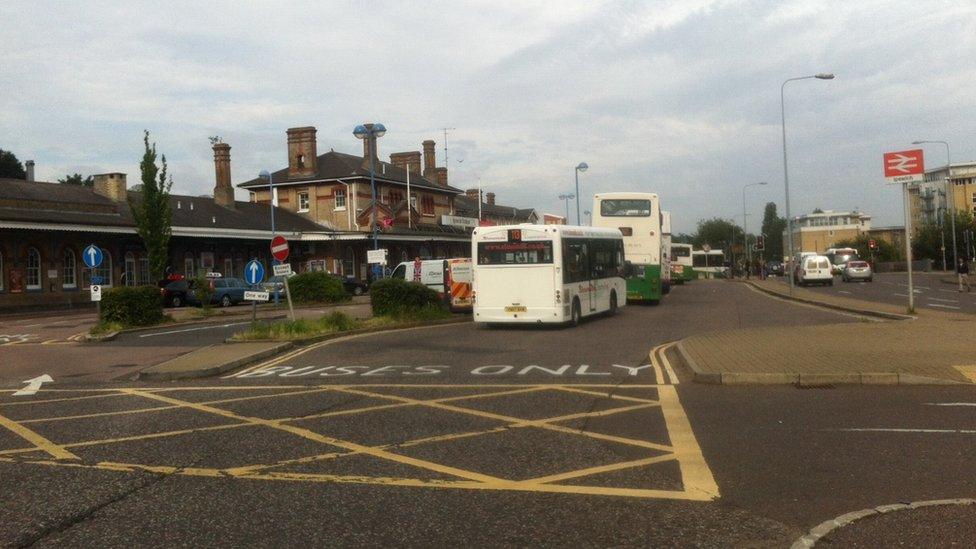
[
  {"left": 359, "top": 123, "right": 381, "bottom": 170},
  {"left": 435, "top": 167, "right": 448, "bottom": 187},
  {"left": 25, "top": 160, "right": 35, "bottom": 182},
  {"left": 486, "top": 192, "right": 495, "bottom": 206},
  {"left": 286, "top": 127, "right": 317, "bottom": 179},
  {"left": 93, "top": 173, "right": 127, "bottom": 202},
  {"left": 465, "top": 188, "right": 479, "bottom": 199},
  {"left": 390, "top": 151, "right": 422, "bottom": 175},
  {"left": 213, "top": 142, "right": 235, "bottom": 209},
  {"left": 422, "top": 140, "right": 436, "bottom": 179}
]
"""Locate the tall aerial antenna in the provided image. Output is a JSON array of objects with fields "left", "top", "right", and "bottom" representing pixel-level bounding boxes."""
[{"left": 442, "top": 127, "right": 456, "bottom": 166}]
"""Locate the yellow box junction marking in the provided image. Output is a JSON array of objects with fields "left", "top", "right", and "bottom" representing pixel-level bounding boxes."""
[{"left": 0, "top": 384, "right": 719, "bottom": 500}]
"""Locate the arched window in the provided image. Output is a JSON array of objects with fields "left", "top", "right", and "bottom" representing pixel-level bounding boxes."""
[
  {"left": 342, "top": 247, "right": 355, "bottom": 277},
  {"left": 63, "top": 249, "right": 77, "bottom": 289},
  {"left": 85, "top": 249, "right": 113, "bottom": 288},
  {"left": 26, "top": 247, "right": 41, "bottom": 290},
  {"left": 124, "top": 252, "right": 136, "bottom": 286},
  {"left": 139, "top": 256, "right": 149, "bottom": 285},
  {"left": 184, "top": 252, "right": 195, "bottom": 278}
]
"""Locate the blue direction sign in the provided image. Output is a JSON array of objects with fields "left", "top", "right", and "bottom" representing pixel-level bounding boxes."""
[
  {"left": 82, "top": 244, "right": 103, "bottom": 269},
  {"left": 244, "top": 260, "right": 265, "bottom": 285}
]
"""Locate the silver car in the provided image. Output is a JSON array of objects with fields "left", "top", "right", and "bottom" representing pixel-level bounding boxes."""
[{"left": 842, "top": 260, "right": 873, "bottom": 282}]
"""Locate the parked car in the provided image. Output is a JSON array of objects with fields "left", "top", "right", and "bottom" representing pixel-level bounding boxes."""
[
  {"left": 159, "top": 279, "right": 200, "bottom": 308},
  {"left": 333, "top": 274, "right": 368, "bottom": 296},
  {"left": 260, "top": 276, "right": 288, "bottom": 299},
  {"left": 842, "top": 260, "right": 873, "bottom": 282},
  {"left": 765, "top": 261, "right": 784, "bottom": 276},
  {"left": 795, "top": 254, "right": 833, "bottom": 286},
  {"left": 211, "top": 277, "right": 248, "bottom": 307}
]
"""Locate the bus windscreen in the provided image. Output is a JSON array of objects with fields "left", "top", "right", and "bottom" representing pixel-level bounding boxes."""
[
  {"left": 600, "top": 199, "right": 651, "bottom": 217},
  {"left": 477, "top": 241, "right": 554, "bottom": 265}
]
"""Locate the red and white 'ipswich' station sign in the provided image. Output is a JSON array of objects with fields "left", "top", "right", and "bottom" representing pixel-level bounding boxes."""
[
  {"left": 270, "top": 235, "right": 290, "bottom": 262},
  {"left": 883, "top": 149, "right": 925, "bottom": 185}
]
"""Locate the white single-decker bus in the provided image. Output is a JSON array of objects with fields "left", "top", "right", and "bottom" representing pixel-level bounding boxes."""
[{"left": 472, "top": 224, "right": 626, "bottom": 326}]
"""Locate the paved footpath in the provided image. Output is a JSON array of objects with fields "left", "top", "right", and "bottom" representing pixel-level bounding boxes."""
[
  {"left": 2, "top": 281, "right": 975, "bottom": 546},
  {"left": 677, "top": 279, "right": 976, "bottom": 384}
]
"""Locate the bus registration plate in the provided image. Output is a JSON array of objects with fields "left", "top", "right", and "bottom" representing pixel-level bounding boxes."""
[{"left": 504, "top": 305, "right": 527, "bottom": 313}]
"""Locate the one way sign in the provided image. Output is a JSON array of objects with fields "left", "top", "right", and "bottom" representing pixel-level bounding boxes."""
[{"left": 883, "top": 149, "right": 924, "bottom": 185}]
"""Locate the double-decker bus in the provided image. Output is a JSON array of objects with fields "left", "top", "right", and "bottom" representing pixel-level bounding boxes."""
[
  {"left": 825, "top": 247, "right": 859, "bottom": 275},
  {"left": 692, "top": 249, "right": 727, "bottom": 278},
  {"left": 670, "top": 243, "right": 694, "bottom": 283},
  {"left": 472, "top": 224, "right": 626, "bottom": 326},
  {"left": 592, "top": 192, "right": 663, "bottom": 303}
]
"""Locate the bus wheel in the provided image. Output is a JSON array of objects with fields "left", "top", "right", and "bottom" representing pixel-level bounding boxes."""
[
  {"left": 571, "top": 299, "right": 582, "bottom": 327},
  {"left": 609, "top": 292, "right": 618, "bottom": 315}
]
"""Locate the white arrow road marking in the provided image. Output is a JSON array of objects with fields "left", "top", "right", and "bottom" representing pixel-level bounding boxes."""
[
  {"left": 13, "top": 374, "right": 53, "bottom": 396},
  {"left": 928, "top": 304, "right": 961, "bottom": 310}
]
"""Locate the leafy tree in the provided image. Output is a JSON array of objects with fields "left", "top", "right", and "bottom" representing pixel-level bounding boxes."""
[
  {"left": 759, "top": 202, "right": 787, "bottom": 261},
  {"left": 693, "top": 217, "right": 743, "bottom": 255},
  {"left": 672, "top": 233, "right": 695, "bottom": 244},
  {"left": 0, "top": 149, "right": 26, "bottom": 179},
  {"left": 58, "top": 173, "right": 94, "bottom": 187},
  {"left": 912, "top": 210, "right": 975, "bottom": 263},
  {"left": 834, "top": 234, "right": 902, "bottom": 263},
  {"left": 130, "top": 131, "right": 174, "bottom": 282}
]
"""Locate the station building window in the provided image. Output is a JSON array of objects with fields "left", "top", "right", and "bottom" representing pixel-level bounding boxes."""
[
  {"left": 335, "top": 188, "right": 347, "bottom": 210},
  {"left": 124, "top": 252, "right": 137, "bottom": 286},
  {"left": 26, "top": 247, "right": 41, "bottom": 290},
  {"left": 139, "top": 256, "right": 149, "bottom": 285},
  {"left": 63, "top": 249, "right": 77, "bottom": 289}
]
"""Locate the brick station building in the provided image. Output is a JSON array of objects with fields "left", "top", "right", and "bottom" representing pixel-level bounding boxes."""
[{"left": 0, "top": 125, "right": 539, "bottom": 311}]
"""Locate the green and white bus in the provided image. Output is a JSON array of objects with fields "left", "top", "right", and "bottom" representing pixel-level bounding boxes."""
[
  {"left": 592, "top": 192, "right": 663, "bottom": 303},
  {"left": 670, "top": 243, "right": 694, "bottom": 283},
  {"left": 692, "top": 249, "right": 727, "bottom": 278}
]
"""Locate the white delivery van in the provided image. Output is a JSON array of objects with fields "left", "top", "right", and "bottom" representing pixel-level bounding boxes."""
[
  {"left": 795, "top": 254, "right": 834, "bottom": 286},
  {"left": 390, "top": 258, "right": 474, "bottom": 311}
]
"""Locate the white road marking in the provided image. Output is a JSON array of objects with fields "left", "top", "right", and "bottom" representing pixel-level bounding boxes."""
[
  {"left": 139, "top": 322, "right": 250, "bottom": 338},
  {"left": 928, "top": 297, "right": 959, "bottom": 303},
  {"left": 893, "top": 293, "right": 909, "bottom": 297},
  {"left": 837, "top": 290, "right": 852, "bottom": 294},
  {"left": 838, "top": 428, "right": 976, "bottom": 434},
  {"left": 926, "top": 403, "right": 976, "bottom": 407},
  {"left": 927, "top": 304, "right": 961, "bottom": 310},
  {"left": 940, "top": 289, "right": 958, "bottom": 293},
  {"left": 13, "top": 374, "right": 53, "bottom": 396}
]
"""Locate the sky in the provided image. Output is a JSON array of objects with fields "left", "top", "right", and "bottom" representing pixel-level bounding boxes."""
[{"left": 2, "top": 0, "right": 974, "bottom": 234}]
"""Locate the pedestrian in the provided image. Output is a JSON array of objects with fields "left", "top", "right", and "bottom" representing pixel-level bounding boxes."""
[{"left": 958, "top": 257, "right": 971, "bottom": 292}]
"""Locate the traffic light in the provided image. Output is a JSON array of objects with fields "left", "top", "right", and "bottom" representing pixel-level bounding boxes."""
[{"left": 754, "top": 235, "right": 765, "bottom": 251}]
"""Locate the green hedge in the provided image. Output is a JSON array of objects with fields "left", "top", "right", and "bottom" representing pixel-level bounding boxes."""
[
  {"left": 287, "top": 272, "right": 350, "bottom": 304},
  {"left": 369, "top": 278, "right": 443, "bottom": 316},
  {"left": 99, "top": 286, "right": 166, "bottom": 327}
]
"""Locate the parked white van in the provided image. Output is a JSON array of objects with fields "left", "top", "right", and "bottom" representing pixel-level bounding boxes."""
[
  {"left": 390, "top": 258, "right": 474, "bottom": 311},
  {"left": 795, "top": 254, "right": 833, "bottom": 286}
]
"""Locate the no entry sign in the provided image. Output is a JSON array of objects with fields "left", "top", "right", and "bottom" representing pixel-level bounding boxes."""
[{"left": 270, "top": 235, "right": 289, "bottom": 262}]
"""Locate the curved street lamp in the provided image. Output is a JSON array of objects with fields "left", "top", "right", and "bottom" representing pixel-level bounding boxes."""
[
  {"left": 574, "top": 162, "right": 588, "bottom": 225},
  {"left": 913, "top": 140, "right": 955, "bottom": 275},
  {"left": 782, "top": 73, "right": 834, "bottom": 295},
  {"left": 353, "top": 123, "right": 386, "bottom": 280},
  {"left": 559, "top": 193, "right": 575, "bottom": 223}
]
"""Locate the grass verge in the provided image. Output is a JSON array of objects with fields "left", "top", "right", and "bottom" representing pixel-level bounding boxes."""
[{"left": 231, "top": 306, "right": 454, "bottom": 342}]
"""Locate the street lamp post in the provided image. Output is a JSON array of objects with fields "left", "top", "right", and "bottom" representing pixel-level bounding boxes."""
[
  {"left": 258, "top": 169, "right": 279, "bottom": 304},
  {"left": 912, "top": 140, "right": 955, "bottom": 276},
  {"left": 743, "top": 181, "right": 767, "bottom": 277},
  {"left": 574, "top": 162, "right": 588, "bottom": 225},
  {"left": 782, "top": 73, "right": 834, "bottom": 296},
  {"left": 559, "top": 193, "right": 575, "bottom": 223},
  {"left": 354, "top": 123, "right": 387, "bottom": 280}
]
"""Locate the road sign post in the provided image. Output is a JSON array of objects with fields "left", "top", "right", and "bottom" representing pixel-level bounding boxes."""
[
  {"left": 245, "top": 259, "right": 266, "bottom": 323},
  {"left": 269, "top": 236, "right": 295, "bottom": 321},
  {"left": 885, "top": 149, "right": 924, "bottom": 313}
]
